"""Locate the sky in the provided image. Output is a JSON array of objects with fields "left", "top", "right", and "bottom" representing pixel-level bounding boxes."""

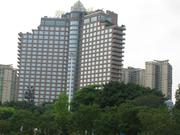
[{"left": 0, "top": 0, "right": 179, "bottom": 100}]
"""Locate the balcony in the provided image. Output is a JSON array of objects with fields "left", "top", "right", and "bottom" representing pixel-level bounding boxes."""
[
  {"left": 113, "top": 30, "right": 125, "bottom": 36},
  {"left": 112, "top": 35, "right": 122, "bottom": 40},
  {"left": 111, "top": 51, "right": 123, "bottom": 57},
  {"left": 112, "top": 44, "right": 124, "bottom": 49},
  {"left": 112, "top": 39, "right": 124, "bottom": 44},
  {"left": 112, "top": 47, "right": 122, "bottom": 52},
  {"left": 18, "top": 38, "right": 22, "bottom": 41},
  {"left": 18, "top": 32, "right": 22, "bottom": 36},
  {"left": 111, "top": 57, "right": 123, "bottom": 63},
  {"left": 111, "top": 64, "right": 121, "bottom": 70},
  {"left": 120, "top": 25, "right": 126, "bottom": 31}
]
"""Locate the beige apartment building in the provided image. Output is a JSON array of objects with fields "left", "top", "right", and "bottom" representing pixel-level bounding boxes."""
[
  {"left": 145, "top": 60, "right": 172, "bottom": 99},
  {"left": 122, "top": 60, "right": 172, "bottom": 99},
  {"left": 0, "top": 65, "right": 18, "bottom": 103},
  {"left": 122, "top": 67, "right": 145, "bottom": 86}
]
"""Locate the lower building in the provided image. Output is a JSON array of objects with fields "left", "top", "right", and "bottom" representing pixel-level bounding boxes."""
[
  {"left": 122, "top": 60, "right": 172, "bottom": 99},
  {"left": 145, "top": 60, "right": 172, "bottom": 99},
  {"left": 122, "top": 67, "right": 145, "bottom": 86},
  {"left": 0, "top": 65, "right": 18, "bottom": 103}
]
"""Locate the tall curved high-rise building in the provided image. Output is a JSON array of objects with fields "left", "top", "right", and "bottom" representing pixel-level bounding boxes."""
[{"left": 17, "top": 1, "right": 126, "bottom": 104}]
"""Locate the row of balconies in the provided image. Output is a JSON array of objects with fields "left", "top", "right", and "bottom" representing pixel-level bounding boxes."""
[
  {"left": 113, "top": 30, "right": 125, "bottom": 36},
  {"left": 111, "top": 64, "right": 121, "bottom": 70},
  {"left": 112, "top": 47, "right": 124, "bottom": 53},
  {"left": 111, "top": 57, "right": 123, "bottom": 63},
  {"left": 111, "top": 52, "right": 124, "bottom": 58},
  {"left": 18, "top": 32, "right": 23, "bottom": 36},
  {"left": 112, "top": 39, "right": 125, "bottom": 44},
  {"left": 112, "top": 34, "right": 125, "bottom": 40}
]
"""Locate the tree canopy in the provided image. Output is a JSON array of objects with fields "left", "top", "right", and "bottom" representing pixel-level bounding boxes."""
[{"left": 0, "top": 82, "right": 179, "bottom": 135}]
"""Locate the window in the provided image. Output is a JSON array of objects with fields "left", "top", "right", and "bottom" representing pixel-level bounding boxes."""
[
  {"left": 70, "top": 35, "right": 78, "bottom": 39},
  {"left": 56, "top": 21, "right": 65, "bottom": 26},
  {"left": 70, "top": 21, "right": 79, "bottom": 25},
  {"left": 91, "top": 16, "right": 97, "bottom": 22},
  {"left": 60, "top": 27, "right": 64, "bottom": 31},
  {"left": 84, "top": 18, "right": 90, "bottom": 24},
  {"left": 55, "top": 27, "right": 60, "bottom": 31},
  {"left": 45, "top": 20, "right": 55, "bottom": 26},
  {"left": 70, "top": 26, "right": 79, "bottom": 30},
  {"left": 50, "top": 27, "right": 54, "bottom": 30},
  {"left": 69, "top": 40, "right": 78, "bottom": 44},
  {"left": 70, "top": 31, "right": 78, "bottom": 34}
]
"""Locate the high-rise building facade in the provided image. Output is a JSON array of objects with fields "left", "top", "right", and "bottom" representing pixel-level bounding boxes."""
[
  {"left": 18, "top": 17, "right": 71, "bottom": 103},
  {"left": 122, "top": 67, "right": 145, "bottom": 86},
  {"left": 79, "top": 10, "right": 125, "bottom": 87},
  {"left": 17, "top": 1, "right": 125, "bottom": 104},
  {"left": 0, "top": 65, "right": 18, "bottom": 103},
  {"left": 145, "top": 60, "right": 172, "bottom": 99}
]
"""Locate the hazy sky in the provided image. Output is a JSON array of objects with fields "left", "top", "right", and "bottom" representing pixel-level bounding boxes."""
[{"left": 0, "top": 0, "right": 179, "bottom": 99}]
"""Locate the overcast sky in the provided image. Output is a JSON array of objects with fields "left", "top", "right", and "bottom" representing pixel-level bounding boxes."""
[{"left": 0, "top": 0, "right": 179, "bottom": 99}]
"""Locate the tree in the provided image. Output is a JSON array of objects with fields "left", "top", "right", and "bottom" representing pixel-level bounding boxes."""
[
  {"left": 72, "top": 104, "right": 101, "bottom": 135},
  {"left": 53, "top": 93, "right": 72, "bottom": 135},
  {"left": 3, "top": 101, "right": 36, "bottom": 111},
  {"left": 175, "top": 85, "right": 180, "bottom": 101},
  {"left": 0, "top": 120, "right": 11, "bottom": 134},
  {"left": 96, "top": 82, "right": 164, "bottom": 108},
  {"left": 172, "top": 109, "right": 180, "bottom": 133},
  {"left": 133, "top": 95, "right": 164, "bottom": 108},
  {"left": 37, "top": 104, "right": 57, "bottom": 135},
  {"left": 175, "top": 85, "right": 180, "bottom": 109},
  {"left": 118, "top": 103, "right": 141, "bottom": 135},
  {"left": 95, "top": 106, "right": 125, "bottom": 135},
  {"left": 137, "top": 107, "right": 178, "bottom": 135},
  {"left": 11, "top": 109, "right": 37, "bottom": 134},
  {"left": 71, "top": 85, "right": 100, "bottom": 111},
  {"left": 0, "top": 107, "right": 15, "bottom": 134},
  {"left": 0, "top": 107, "right": 15, "bottom": 120}
]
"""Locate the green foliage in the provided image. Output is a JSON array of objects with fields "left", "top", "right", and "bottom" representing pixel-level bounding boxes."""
[
  {"left": 72, "top": 104, "right": 101, "bottom": 135},
  {"left": 174, "top": 100, "right": 180, "bottom": 109},
  {"left": 118, "top": 103, "right": 141, "bottom": 135},
  {"left": 0, "top": 82, "right": 180, "bottom": 135},
  {"left": 71, "top": 85, "right": 100, "bottom": 111},
  {"left": 53, "top": 92, "right": 72, "bottom": 135},
  {"left": 0, "top": 120, "right": 11, "bottom": 134},
  {"left": 133, "top": 95, "right": 164, "bottom": 108},
  {"left": 137, "top": 107, "right": 179, "bottom": 135},
  {"left": 11, "top": 109, "right": 37, "bottom": 134},
  {"left": 175, "top": 86, "right": 180, "bottom": 109},
  {"left": 175, "top": 86, "right": 180, "bottom": 101},
  {"left": 97, "top": 82, "right": 164, "bottom": 108},
  {"left": 3, "top": 101, "right": 36, "bottom": 110},
  {"left": 0, "top": 107, "right": 15, "bottom": 120}
]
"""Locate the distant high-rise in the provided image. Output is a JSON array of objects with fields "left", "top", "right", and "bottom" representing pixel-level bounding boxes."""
[
  {"left": 145, "top": 60, "right": 172, "bottom": 99},
  {"left": 17, "top": 1, "right": 125, "bottom": 104},
  {"left": 0, "top": 65, "right": 18, "bottom": 103},
  {"left": 122, "top": 67, "right": 145, "bottom": 86}
]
